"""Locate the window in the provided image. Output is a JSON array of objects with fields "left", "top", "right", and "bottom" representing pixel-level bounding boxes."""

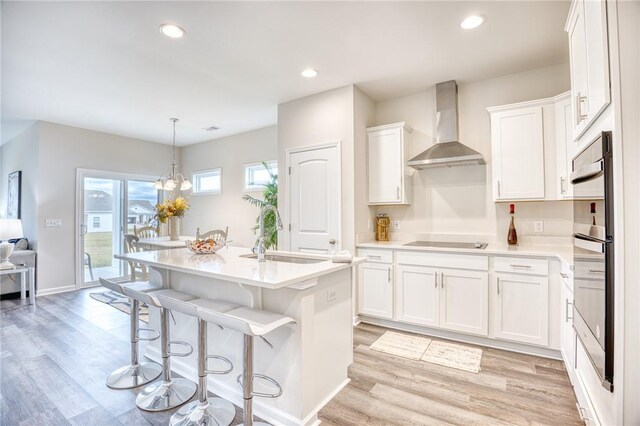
[
  {"left": 93, "top": 216, "right": 101, "bottom": 228},
  {"left": 244, "top": 161, "right": 277, "bottom": 191},
  {"left": 192, "top": 168, "right": 222, "bottom": 194}
]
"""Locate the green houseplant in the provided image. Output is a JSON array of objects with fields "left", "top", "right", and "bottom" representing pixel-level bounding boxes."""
[{"left": 242, "top": 161, "right": 278, "bottom": 249}]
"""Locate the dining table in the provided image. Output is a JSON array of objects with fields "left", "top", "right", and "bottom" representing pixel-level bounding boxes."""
[{"left": 135, "top": 235, "right": 194, "bottom": 251}]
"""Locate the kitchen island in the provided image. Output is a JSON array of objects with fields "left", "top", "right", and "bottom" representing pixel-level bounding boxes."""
[{"left": 116, "top": 246, "right": 363, "bottom": 426}]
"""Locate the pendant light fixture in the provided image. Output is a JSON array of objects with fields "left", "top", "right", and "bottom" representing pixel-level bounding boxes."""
[{"left": 155, "top": 118, "right": 192, "bottom": 191}]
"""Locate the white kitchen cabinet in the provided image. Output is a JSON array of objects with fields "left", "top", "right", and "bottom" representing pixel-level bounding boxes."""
[
  {"left": 555, "top": 92, "right": 576, "bottom": 199},
  {"left": 566, "top": 0, "right": 611, "bottom": 140},
  {"left": 440, "top": 269, "right": 489, "bottom": 336},
  {"left": 560, "top": 273, "right": 577, "bottom": 385},
  {"left": 358, "top": 261, "right": 393, "bottom": 319},
  {"left": 488, "top": 103, "right": 546, "bottom": 201},
  {"left": 493, "top": 272, "right": 549, "bottom": 346},
  {"left": 395, "top": 262, "right": 488, "bottom": 336},
  {"left": 395, "top": 264, "right": 439, "bottom": 327},
  {"left": 367, "top": 122, "right": 412, "bottom": 205}
]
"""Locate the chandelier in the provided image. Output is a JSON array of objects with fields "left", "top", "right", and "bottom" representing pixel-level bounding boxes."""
[{"left": 155, "top": 118, "right": 192, "bottom": 191}]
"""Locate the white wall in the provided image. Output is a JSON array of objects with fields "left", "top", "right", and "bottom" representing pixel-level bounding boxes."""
[
  {"left": 373, "top": 63, "right": 573, "bottom": 242},
  {"left": 278, "top": 85, "right": 357, "bottom": 253},
  {"left": 0, "top": 122, "right": 40, "bottom": 246},
  {"left": 354, "top": 86, "right": 377, "bottom": 241},
  {"left": 35, "top": 122, "right": 174, "bottom": 293},
  {"left": 180, "top": 126, "right": 278, "bottom": 248}
]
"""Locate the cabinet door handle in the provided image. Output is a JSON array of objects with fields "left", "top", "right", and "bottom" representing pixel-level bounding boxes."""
[
  {"left": 434, "top": 272, "right": 438, "bottom": 288},
  {"left": 367, "top": 255, "right": 382, "bottom": 260},
  {"left": 497, "top": 180, "right": 501, "bottom": 198},
  {"left": 576, "top": 93, "right": 588, "bottom": 124},
  {"left": 396, "top": 185, "right": 400, "bottom": 200},
  {"left": 440, "top": 272, "right": 444, "bottom": 288},
  {"left": 387, "top": 267, "right": 391, "bottom": 282},
  {"left": 510, "top": 264, "right": 532, "bottom": 269},
  {"left": 560, "top": 176, "right": 566, "bottom": 194},
  {"left": 565, "top": 299, "right": 574, "bottom": 322},
  {"left": 589, "top": 269, "right": 605, "bottom": 274},
  {"left": 560, "top": 272, "right": 569, "bottom": 279},
  {"left": 497, "top": 277, "right": 500, "bottom": 295}
]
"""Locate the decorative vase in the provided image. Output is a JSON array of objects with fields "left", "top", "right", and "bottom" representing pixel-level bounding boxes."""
[{"left": 168, "top": 217, "right": 179, "bottom": 241}]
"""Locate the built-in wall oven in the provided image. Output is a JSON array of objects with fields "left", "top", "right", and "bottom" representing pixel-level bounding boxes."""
[{"left": 571, "top": 131, "right": 614, "bottom": 391}]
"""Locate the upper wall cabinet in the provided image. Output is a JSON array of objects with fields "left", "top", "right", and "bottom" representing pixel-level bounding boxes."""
[
  {"left": 555, "top": 92, "right": 576, "bottom": 199},
  {"left": 488, "top": 103, "right": 546, "bottom": 202},
  {"left": 367, "top": 122, "right": 412, "bottom": 205},
  {"left": 566, "top": 0, "right": 611, "bottom": 140}
]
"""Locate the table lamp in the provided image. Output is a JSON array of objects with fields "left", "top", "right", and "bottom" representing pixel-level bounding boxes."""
[{"left": 0, "top": 219, "right": 24, "bottom": 270}]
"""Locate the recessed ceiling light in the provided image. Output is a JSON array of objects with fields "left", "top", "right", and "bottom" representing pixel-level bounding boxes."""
[
  {"left": 301, "top": 68, "right": 319, "bottom": 78},
  {"left": 460, "top": 15, "right": 485, "bottom": 30},
  {"left": 160, "top": 24, "right": 185, "bottom": 39}
]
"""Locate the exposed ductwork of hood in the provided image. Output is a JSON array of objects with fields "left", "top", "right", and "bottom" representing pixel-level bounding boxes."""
[{"left": 408, "top": 80, "right": 485, "bottom": 169}]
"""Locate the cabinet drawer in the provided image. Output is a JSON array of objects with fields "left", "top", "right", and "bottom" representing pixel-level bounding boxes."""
[
  {"left": 357, "top": 248, "right": 393, "bottom": 264},
  {"left": 396, "top": 251, "right": 488, "bottom": 271},
  {"left": 494, "top": 257, "right": 548, "bottom": 276}
]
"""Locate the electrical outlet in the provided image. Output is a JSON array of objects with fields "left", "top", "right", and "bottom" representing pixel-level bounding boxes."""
[
  {"left": 534, "top": 221, "right": 544, "bottom": 233},
  {"left": 327, "top": 289, "right": 337, "bottom": 302},
  {"left": 367, "top": 219, "right": 372, "bottom": 231},
  {"left": 45, "top": 219, "right": 62, "bottom": 228},
  {"left": 393, "top": 220, "right": 400, "bottom": 230}
]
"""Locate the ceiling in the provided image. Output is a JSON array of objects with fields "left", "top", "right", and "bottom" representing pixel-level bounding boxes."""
[{"left": 2, "top": 1, "right": 570, "bottom": 146}]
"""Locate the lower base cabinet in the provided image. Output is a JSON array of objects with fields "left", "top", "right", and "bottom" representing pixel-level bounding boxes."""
[
  {"left": 395, "top": 264, "right": 488, "bottom": 336},
  {"left": 395, "top": 265, "right": 439, "bottom": 327},
  {"left": 560, "top": 278, "right": 577, "bottom": 384},
  {"left": 359, "top": 261, "right": 393, "bottom": 319},
  {"left": 440, "top": 269, "right": 489, "bottom": 336},
  {"left": 492, "top": 272, "right": 549, "bottom": 346}
]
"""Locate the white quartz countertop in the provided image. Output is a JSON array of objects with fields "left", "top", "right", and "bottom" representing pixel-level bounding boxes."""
[
  {"left": 116, "top": 246, "right": 363, "bottom": 289},
  {"left": 357, "top": 240, "right": 575, "bottom": 266}
]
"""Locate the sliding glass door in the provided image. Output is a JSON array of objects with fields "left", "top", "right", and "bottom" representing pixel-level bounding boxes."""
[{"left": 77, "top": 171, "right": 159, "bottom": 287}]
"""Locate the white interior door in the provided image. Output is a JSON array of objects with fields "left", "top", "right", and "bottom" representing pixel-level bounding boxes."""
[{"left": 289, "top": 144, "right": 340, "bottom": 254}]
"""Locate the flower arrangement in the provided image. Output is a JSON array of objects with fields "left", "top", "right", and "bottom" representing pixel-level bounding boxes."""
[{"left": 155, "top": 197, "right": 189, "bottom": 223}]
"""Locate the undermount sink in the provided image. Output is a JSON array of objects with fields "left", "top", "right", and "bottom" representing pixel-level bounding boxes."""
[{"left": 239, "top": 253, "right": 327, "bottom": 264}]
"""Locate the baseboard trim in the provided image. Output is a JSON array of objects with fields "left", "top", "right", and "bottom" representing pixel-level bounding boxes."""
[
  {"left": 145, "top": 346, "right": 334, "bottom": 426},
  {"left": 302, "top": 377, "right": 350, "bottom": 426},
  {"left": 36, "top": 285, "right": 77, "bottom": 297},
  {"left": 359, "top": 316, "right": 562, "bottom": 360}
]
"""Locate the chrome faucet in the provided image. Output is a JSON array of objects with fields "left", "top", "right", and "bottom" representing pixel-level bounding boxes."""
[{"left": 255, "top": 204, "right": 283, "bottom": 262}]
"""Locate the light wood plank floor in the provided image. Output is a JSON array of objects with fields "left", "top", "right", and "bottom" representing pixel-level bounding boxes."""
[{"left": 1, "top": 289, "right": 583, "bottom": 425}]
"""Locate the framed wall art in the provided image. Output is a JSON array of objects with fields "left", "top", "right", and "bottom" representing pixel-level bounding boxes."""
[{"left": 7, "top": 171, "right": 22, "bottom": 219}]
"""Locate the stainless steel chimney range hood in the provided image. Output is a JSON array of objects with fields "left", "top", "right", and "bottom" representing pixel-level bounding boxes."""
[{"left": 408, "top": 80, "right": 485, "bottom": 169}]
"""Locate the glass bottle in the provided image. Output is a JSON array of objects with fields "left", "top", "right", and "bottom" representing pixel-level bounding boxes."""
[{"left": 507, "top": 203, "right": 518, "bottom": 246}]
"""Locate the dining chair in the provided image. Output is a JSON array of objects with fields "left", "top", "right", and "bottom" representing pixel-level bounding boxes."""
[
  {"left": 123, "top": 234, "right": 148, "bottom": 282},
  {"left": 195, "top": 227, "right": 228, "bottom": 246},
  {"left": 133, "top": 224, "right": 159, "bottom": 239}
]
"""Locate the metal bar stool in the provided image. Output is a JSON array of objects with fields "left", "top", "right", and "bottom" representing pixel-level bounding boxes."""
[
  {"left": 123, "top": 285, "right": 198, "bottom": 411},
  {"left": 99, "top": 278, "right": 162, "bottom": 389},
  {"left": 158, "top": 294, "right": 241, "bottom": 426},
  {"left": 196, "top": 305, "right": 296, "bottom": 426}
]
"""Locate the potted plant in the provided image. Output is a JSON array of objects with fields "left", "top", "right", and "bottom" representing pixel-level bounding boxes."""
[{"left": 242, "top": 162, "right": 278, "bottom": 249}]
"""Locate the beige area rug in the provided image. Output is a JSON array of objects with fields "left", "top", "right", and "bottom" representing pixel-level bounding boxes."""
[
  {"left": 89, "top": 290, "right": 149, "bottom": 324},
  {"left": 420, "top": 340, "right": 483, "bottom": 373},
  {"left": 370, "top": 331, "right": 432, "bottom": 360},
  {"left": 370, "top": 331, "right": 483, "bottom": 373}
]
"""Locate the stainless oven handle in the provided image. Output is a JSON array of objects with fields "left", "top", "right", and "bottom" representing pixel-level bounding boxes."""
[
  {"left": 573, "top": 234, "right": 605, "bottom": 254},
  {"left": 570, "top": 159, "right": 604, "bottom": 184}
]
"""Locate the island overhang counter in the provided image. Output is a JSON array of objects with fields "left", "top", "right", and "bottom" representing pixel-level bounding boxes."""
[{"left": 116, "top": 246, "right": 363, "bottom": 426}]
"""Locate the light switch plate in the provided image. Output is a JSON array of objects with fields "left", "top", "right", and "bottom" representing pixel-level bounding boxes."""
[
  {"left": 393, "top": 220, "right": 400, "bottom": 230},
  {"left": 534, "top": 221, "right": 544, "bottom": 233},
  {"left": 45, "top": 219, "right": 62, "bottom": 228},
  {"left": 327, "top": 289, "right": 337, "bottom": 302}
]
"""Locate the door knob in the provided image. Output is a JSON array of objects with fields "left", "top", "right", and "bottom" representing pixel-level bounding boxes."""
[{"left": 329, "top": 239, "right": 336, "bottom": 244}]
